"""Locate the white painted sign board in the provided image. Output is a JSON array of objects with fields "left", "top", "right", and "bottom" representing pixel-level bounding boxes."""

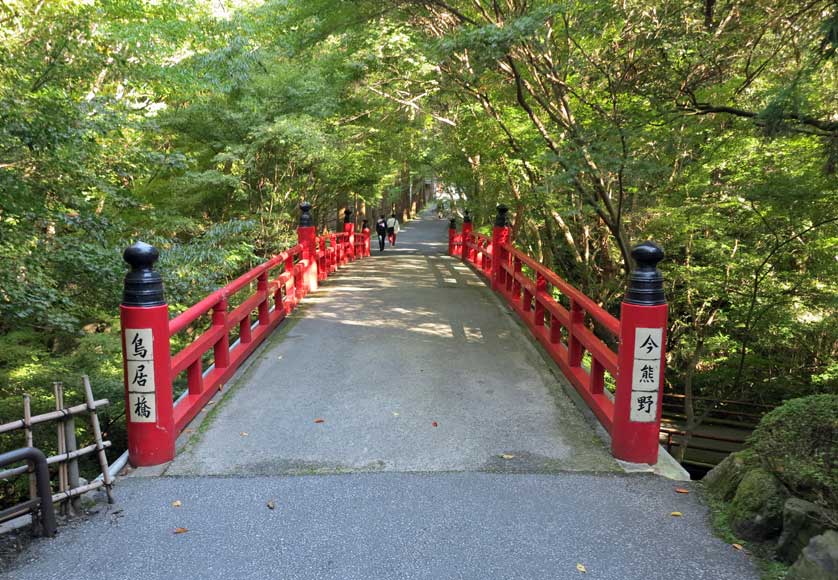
[
  {"left": 125, "top": 328, "right": 156, "bottom": 423},
  {"left": 630, "top": 327, "right": 663, "bottom": 423}
]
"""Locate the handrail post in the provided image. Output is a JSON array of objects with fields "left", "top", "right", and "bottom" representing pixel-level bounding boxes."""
[
  {"left": 491, "top": 206, "right": 510, "bottom": 290},
  {"left": 461, "top": 210, "right": 473, "bottom": 264},
  {"left": 448, "top": 218, "right": 457, "bottom": 256},
  {"left": 297, "top": 202, "right": 318, "bottom": 292},
  {"left": 212, "top": 298, "right": 230, "bottom": 369},
  {"left": 612, "top": 242, "right": 668, "bottom": 464},
  {"left": 318, "top": 236, "right": 327, "bottom": 281},
  {"left": 343, "top": 209, "right": 355, "bottom": 261},
  {"left": 329, "top": 233, "right": 337, "bottom": 272},
  {"left": 120, "top": 242, "right": 175, "bottom": 466},
  {"left": 284, "top": 252, "right": 296, "bottom": 312},
  {"left": 257, "top": 271, "right": 269, "bottom": 325}
]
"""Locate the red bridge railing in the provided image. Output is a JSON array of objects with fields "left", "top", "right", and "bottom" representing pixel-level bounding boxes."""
[
  {"left": 119, "top": 203, "right": 370, "bottom": 466},
  {"left": 450, "top": 205, "right": 668, "bottom": 465}
]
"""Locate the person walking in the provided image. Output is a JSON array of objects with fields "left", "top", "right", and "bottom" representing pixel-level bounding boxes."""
[
  {"left": 386, "top": 213, "right": 400, "bottom": 247},
  {"left": 375, "top": 215, "right": 387, "bottom": 252}
]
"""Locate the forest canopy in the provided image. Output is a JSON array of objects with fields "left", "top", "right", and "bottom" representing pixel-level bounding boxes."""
[{"left": 0, "top": 0, "right": 836, "bottom": 479}]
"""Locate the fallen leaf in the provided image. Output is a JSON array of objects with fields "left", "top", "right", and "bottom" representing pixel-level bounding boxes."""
[
  {"left": 173, "top": 527, "right": 188, "bottom": 534},
  {"left": 266, "top": 500, "right": 276, "bottom": 510},
  {"left": 207, "top": 401, "right": 216, "bottom": 405},
  {"left": 171, "top": 500, "right": 182, "bottom": 508},
  {"left": 183, "top": 429, "right": 194, "bottom": 434},
  {"left": 670, "top": 511, "right": 683, "bottom": 517},
  {"left": 675, "top": 487, "right": 689, "bottom": 494},
  {"left": 732, "top": 543, "right": 743, "bottom": 551},
  {"left": 314, "top": 418, "right": 325, "bottom": 424},
  {"left": 500, "top": 454, "right": 515, "bottom": 460},
  {"left": 431, "top": 421, "right": 438, "bottom": 427},
  {"left": 576, "top": 563, "right": 587, "bottom": 573}
]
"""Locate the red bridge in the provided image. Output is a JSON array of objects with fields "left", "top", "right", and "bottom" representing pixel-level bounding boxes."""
[{"left": 4, "top": 203, "right": 758, "bottom": 580}]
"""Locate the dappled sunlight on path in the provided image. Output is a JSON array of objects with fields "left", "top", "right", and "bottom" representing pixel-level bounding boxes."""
[{"left": 167, "top": 210, "right": 616, "bottom": 476}]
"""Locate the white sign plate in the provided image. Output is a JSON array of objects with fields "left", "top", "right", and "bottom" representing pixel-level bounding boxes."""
[
  {"left": 629, "top": 391, "right": 658, "bottom": 423},
  {"left": 126, "top": 360, "right": 156, "bottom": 393},
  {"left": 125, "top": 328, "right": 153, "bottom": 361},
  {"left": 633, "top": 328, "right": 662, "bottom": 360},
  {"left": 631, "top": 359, "right": 660, "bottom": 392},
  {"left": 128, "top": 393, "right": 156, "bottom": 423}
]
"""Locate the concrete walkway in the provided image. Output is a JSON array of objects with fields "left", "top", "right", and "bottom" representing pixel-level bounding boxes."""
[
  {"left": 2, "top": 211, "right": 758, "bottom": 580},
  {"left": 168, "top": 211, "right": 614, "bottom": 476}
]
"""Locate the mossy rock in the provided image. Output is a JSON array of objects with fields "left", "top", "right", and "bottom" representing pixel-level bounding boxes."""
[
  {"left": 704, "top": 449, "right": 758, "bottom": 501},
  {"left": 730, "top": 467, "right": 789, "bottom": 541},
  {"left": 749, "top": 394, "right": 838, "bottom": 516},
  {"left": 787, "top": 530, "right": 838, "bottom": 580},
  {"left": 777, "top": 498, "right": 832, "bottom": 564}
]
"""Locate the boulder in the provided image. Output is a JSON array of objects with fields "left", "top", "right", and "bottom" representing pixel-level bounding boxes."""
[
  {"left": 777, "top": 498, "right": 831, "bottom": 564},
  {"left": 729, "top": 467, "right": 789, "bottom": 541},
  {"left": 787, "top": 530, "right": 838, "bottom": 580},
  {"left": 703, "top": 450, "right": 756, "bottom": 501}
]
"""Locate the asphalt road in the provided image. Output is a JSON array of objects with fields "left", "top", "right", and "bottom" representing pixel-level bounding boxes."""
[{"left": 4, "top": 473, "right": 756, "bottom": 580}]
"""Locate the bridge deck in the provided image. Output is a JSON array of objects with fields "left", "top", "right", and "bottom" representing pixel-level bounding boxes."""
[
  {"left": 2, "top": 211, "right": 758, "bottom": 580},
  {"left": 168, "top": 212, "right": 614, "bottom": 475}
]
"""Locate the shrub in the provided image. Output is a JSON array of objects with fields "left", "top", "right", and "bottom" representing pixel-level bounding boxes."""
[{"left": 749, "top": 394, "right": 838, "bottom": 517}]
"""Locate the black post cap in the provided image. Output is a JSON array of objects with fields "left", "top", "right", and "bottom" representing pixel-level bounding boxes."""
[
  {"left": 625, "top": 241, "right": 665, "bottom": 306},
  {"left": 299, "top": 202, "right": 313, "bottom": 227},
  {"left": 343, "top": 209, "right": 352, "bottom": 223},
  {"left": 463, "top": 210, "right": 472, "bottom": 223},
  {"left": 449, "top": 218, "right": 457, "bottom": 229},
  {"left": 122, "top": 242, "right": 165, "bottom": 306},
  {"left": 495, "top": 205, "right": 509, "bottom": 227}
]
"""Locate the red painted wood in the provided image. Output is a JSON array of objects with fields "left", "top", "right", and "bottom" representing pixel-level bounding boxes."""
[{"left": 121, "top": 304, "right": 175, "bottom": 466}]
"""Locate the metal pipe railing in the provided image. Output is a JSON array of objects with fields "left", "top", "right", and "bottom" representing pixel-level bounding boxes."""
[{"left": 0, "top": 447, "right": 57, "bottom": 537}]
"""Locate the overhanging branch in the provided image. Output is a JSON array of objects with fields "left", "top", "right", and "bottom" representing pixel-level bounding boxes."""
[{"left": 681, "top": 103, "right": 838, "bottom": 134}]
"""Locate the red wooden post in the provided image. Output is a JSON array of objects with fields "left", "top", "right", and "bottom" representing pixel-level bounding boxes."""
[
  {"left": 294, "top": 261, "right": 305, "bottom": 299},
  {"left": 448, "top": 218, "right": 457, "bottom": 256},
  {"left": 343, "top": 209, "right": 355, "bottom": 261},
  {"left": 461, "top": 211, "right": 473, "bottom": 265},
  {"left": 257, "top": 271, "right": 269, "bottom": 325},
  {"left": 332, "top": 235, "right": 337, "bottom": 269},
  {"left": 612, "top": 242, "right": 668, "bottom": 464},
  {"left": 568, "top": 299, "right": 584, "bottom": 368},
  {"left": 212, "top": 298, "right": 230, "bottom": 369},
  {"left": 297, "top": 202, "right": 318, "bottom": 292},
  {"left": 491, "top": 206, "right": 510, "bottom": 290},
  {"left": 284, "top": 252, "right": 296, "bottom": 312},
  {"left": 120, "top": 242, "right": 175, "bottom": 466}
]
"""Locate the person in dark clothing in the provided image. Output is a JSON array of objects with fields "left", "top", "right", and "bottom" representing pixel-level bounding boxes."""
[{"left": 375, "top": 215, "right": 387, "bottom": 252}]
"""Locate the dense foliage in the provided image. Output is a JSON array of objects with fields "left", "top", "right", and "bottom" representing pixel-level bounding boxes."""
[{"left": 0, "top": 0, "right": 836, "bottom": 503}]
